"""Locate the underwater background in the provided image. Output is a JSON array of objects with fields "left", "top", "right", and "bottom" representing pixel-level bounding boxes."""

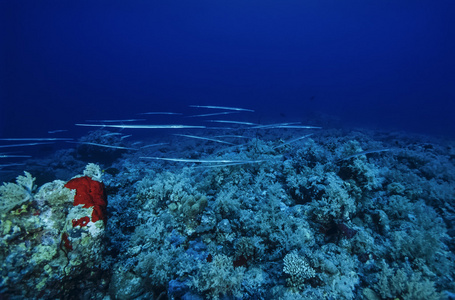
[
  {"left": 1, "top": 0, "right": 455, "bottom": 138},
  {"left": 1, "top": 1, "right": 455, "bottom": 299}
]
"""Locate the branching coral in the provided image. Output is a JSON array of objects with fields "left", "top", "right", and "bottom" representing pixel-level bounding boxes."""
[{"left": 283, "top": 251, "right": 316, "bottom": 290}]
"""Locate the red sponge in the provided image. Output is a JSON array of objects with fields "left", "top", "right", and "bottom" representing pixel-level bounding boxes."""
[{"left": 65, "top": 176, "right": 107, "bottom": 225}]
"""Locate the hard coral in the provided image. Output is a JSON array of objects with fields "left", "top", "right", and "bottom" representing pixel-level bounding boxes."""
[{"left": 65, "top": 176, "right": 107, "bottom": 224}]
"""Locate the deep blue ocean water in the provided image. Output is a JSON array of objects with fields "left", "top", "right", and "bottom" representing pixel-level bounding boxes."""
[{"left": 1, "top": 0, "right": 454, "bottom": 139}]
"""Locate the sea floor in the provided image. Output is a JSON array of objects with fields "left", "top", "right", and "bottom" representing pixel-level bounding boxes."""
[{"left": 1, "top": 112, "right": 454, "bottom": 299}]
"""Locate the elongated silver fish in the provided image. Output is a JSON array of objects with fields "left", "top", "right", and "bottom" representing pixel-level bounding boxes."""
[
  {"left": 190, "top": 105, "right": 254, "bottom": 112},
  {"left": 75, "top": 124, "right": 206, "bottom": 129}
]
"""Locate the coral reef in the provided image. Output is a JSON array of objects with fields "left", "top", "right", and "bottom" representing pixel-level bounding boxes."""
[
  {"left": 1, "top": 125, "right": 454, "bottom": 299},
  {"left": 0, "top": 164, "right": 107, "bottom": 298}
]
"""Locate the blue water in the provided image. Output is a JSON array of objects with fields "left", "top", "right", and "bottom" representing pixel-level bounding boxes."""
[{"left": 1, "top": 0, "right": 454, "bottom": 138}]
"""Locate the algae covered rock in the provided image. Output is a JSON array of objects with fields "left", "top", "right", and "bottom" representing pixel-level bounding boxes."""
[{"left": 0, "top": 164, "right": 107, "bottom": 298}]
